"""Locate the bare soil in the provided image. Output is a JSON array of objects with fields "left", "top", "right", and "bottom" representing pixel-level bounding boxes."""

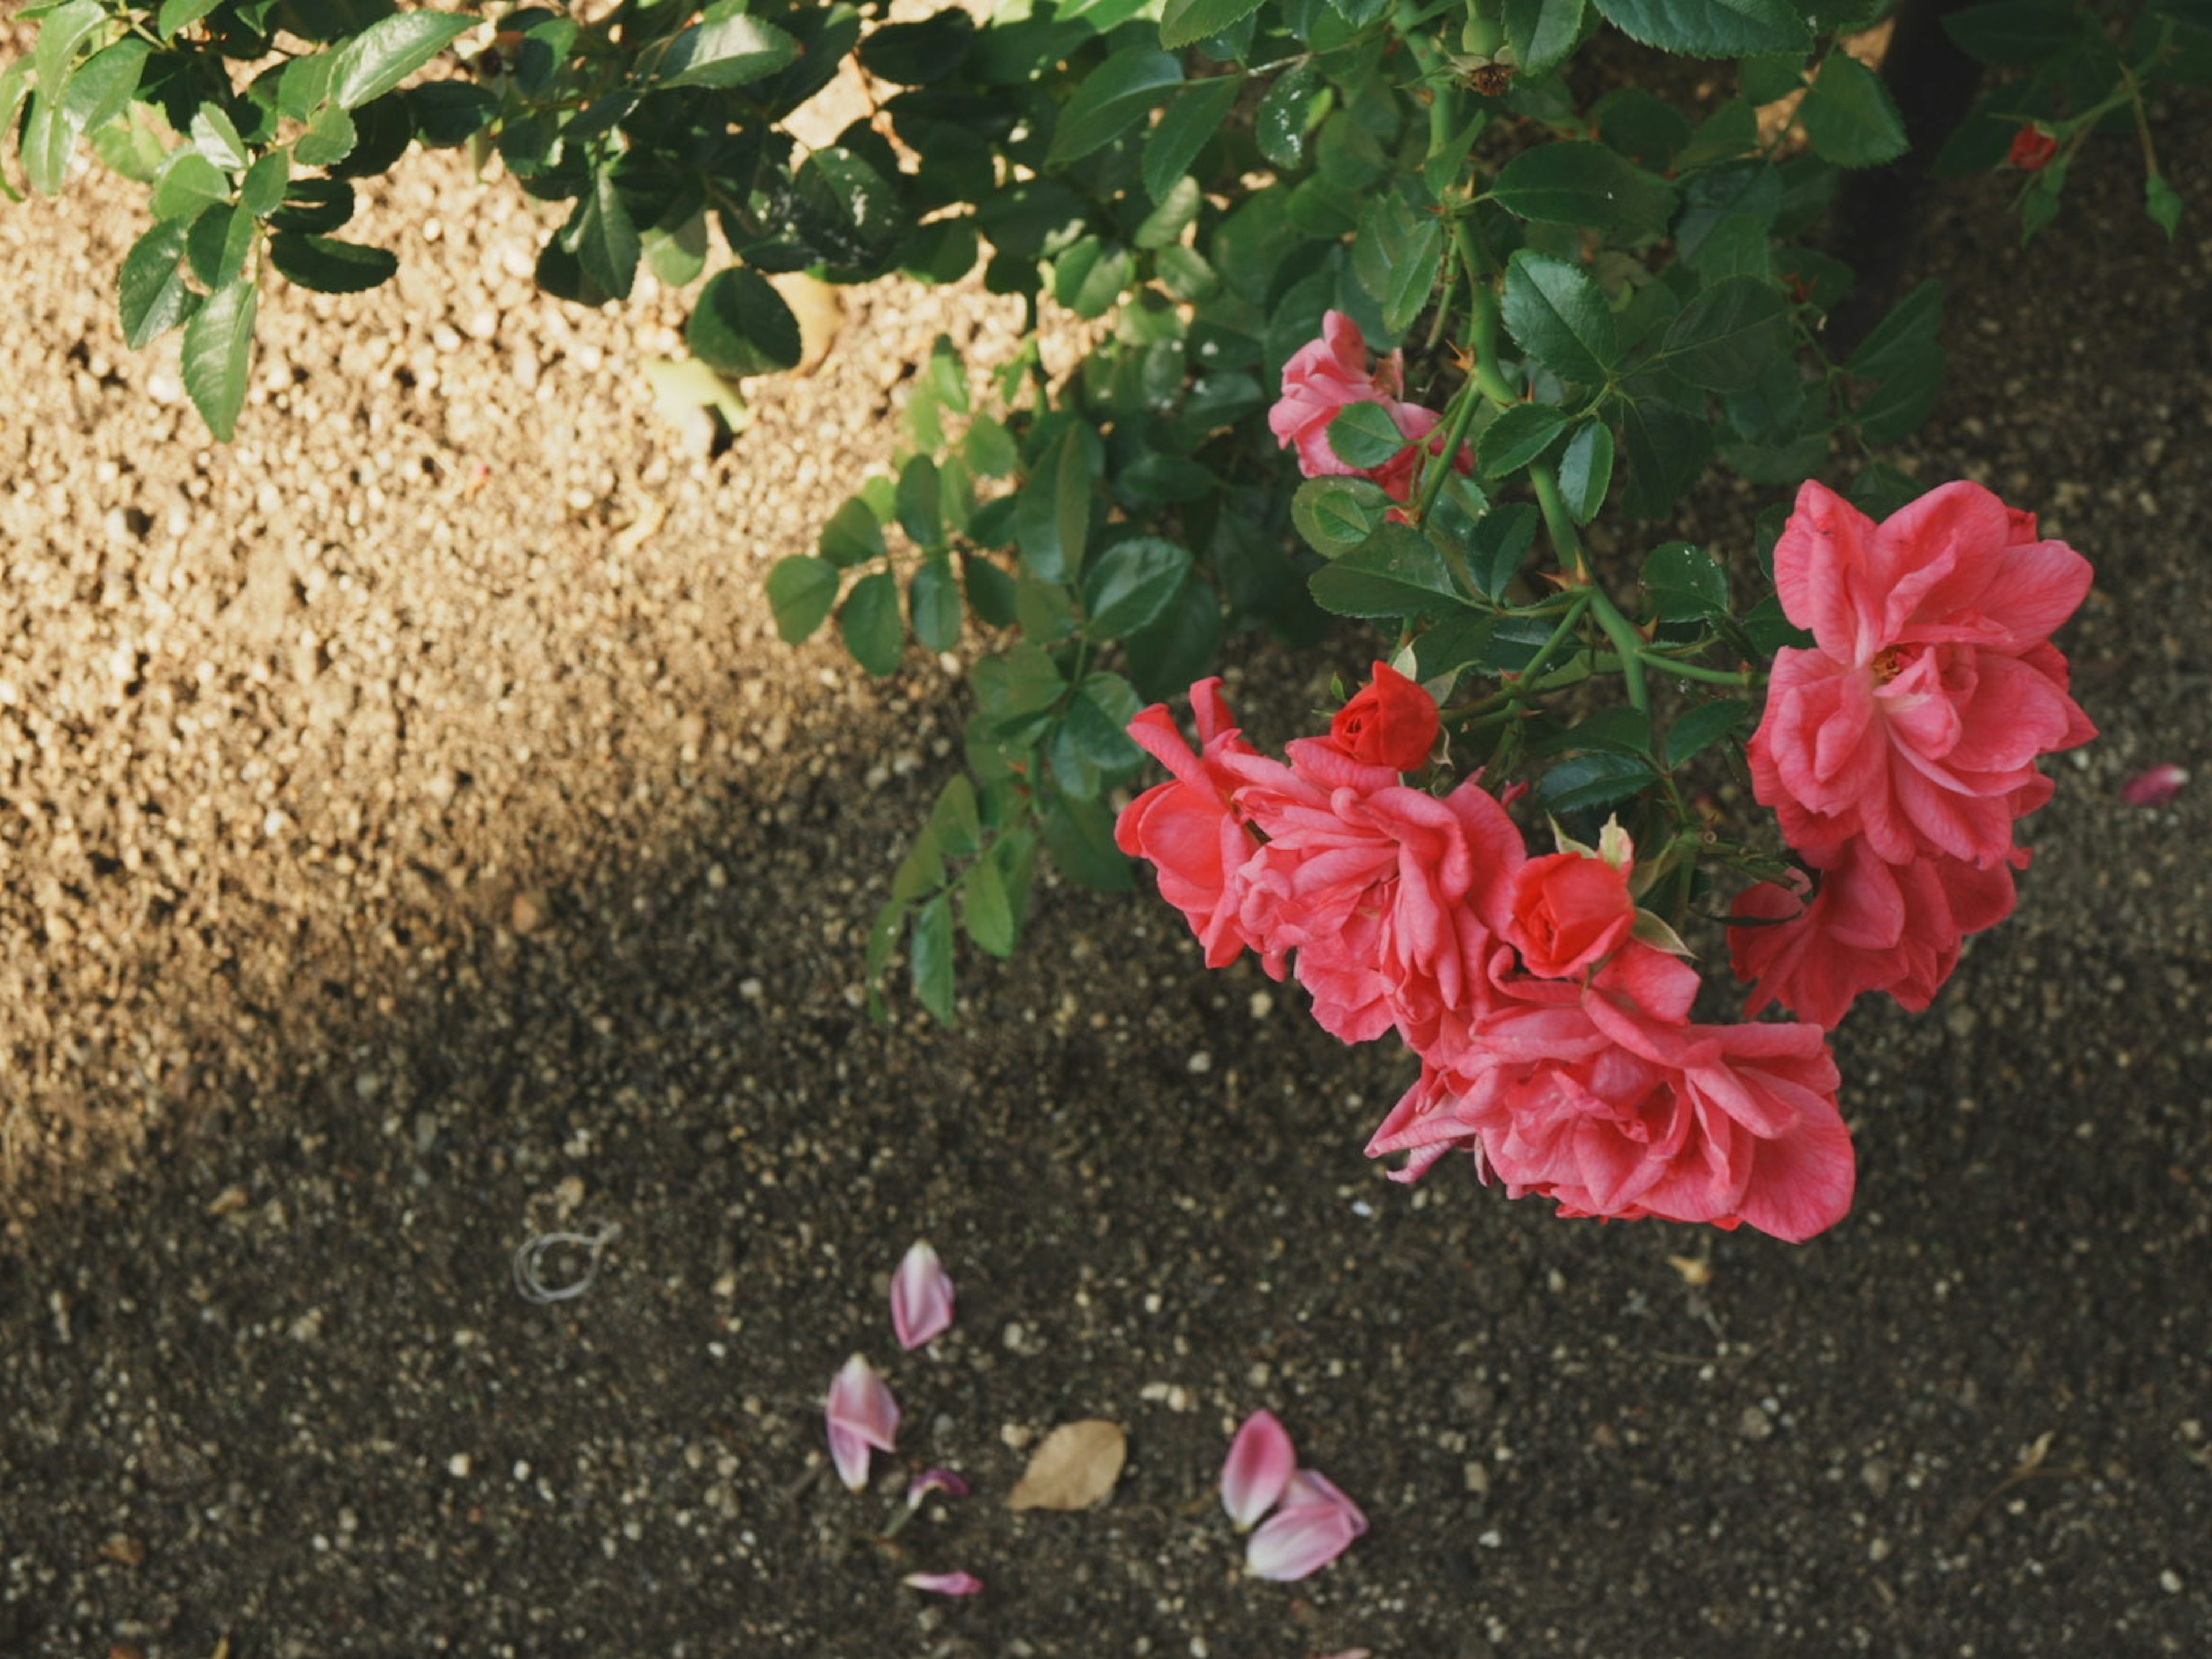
[{"left": 2, "top": 66, "right": 2209, "bottom": 1659}]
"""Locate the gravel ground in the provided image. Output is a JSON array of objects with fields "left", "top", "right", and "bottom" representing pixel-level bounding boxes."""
[{"left": 1, "top": 58, "right": 2209, "bottom": 1659}]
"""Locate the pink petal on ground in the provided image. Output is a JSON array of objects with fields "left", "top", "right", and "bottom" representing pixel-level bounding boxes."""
[
  {"left": 2121, "top": 763, "right": 2187, "bottom": 807},
  {"left": 906, "top": 1468, "right": 971, "bottom": 1508},
  {"left": 889, "top": 1240, "right": 956, "bottom": 1350},
  {"left": 825, "top": 1354, "right": 900, "bottom": 1491},
  {"left": 1245, "top": 1469, "right": 1368, "bottom": 1581},
  {"left": 902, "top": 1570, "right": 986, "bottom": 1596},
  {"left": 1221, "top": 1409, "right": 1298, "bottom": 1529}
]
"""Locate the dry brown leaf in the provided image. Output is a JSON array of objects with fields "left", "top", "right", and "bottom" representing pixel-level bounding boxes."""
[{"left": 1007, "top": 1419, "right": 1126, "bottom": 1512}]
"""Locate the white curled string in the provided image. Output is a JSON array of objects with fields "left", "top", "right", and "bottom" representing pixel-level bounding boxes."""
[{"left": 513, "top": 1221, "right": 622, "bottom": 1304}]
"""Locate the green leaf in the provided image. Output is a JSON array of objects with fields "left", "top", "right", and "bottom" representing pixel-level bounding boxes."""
[
  {"left": 1292, "top": 474, "right": 1392, "bottom": 555},
  {"left": 1308, "top": 524, "right": 1469, "bottom": 618},
  {"left": 1017, "top": 425, "right": 1092, "bottom": 584},
  {"left": 293, "top": 101, "right": 358, "bottom": 169},
  {"left": 1467, "top": 501, "right": 1539, "bottom": 598},
  {"left": 911, "top": 895, "right": 956, "bottom": 1025},
  {"left": 275, "top": 51, "right": 339, "bottom": 123},
  {"left": 1537, "top": 752, "right": 1658, "bottom": 814},
  {"left": 1532, "top": 706, "right": 1653, "bottom": 759},
  {"left": 1642, "top": 541, "right": 1729, "bottom": 620},
  {"left": 1489, "top": 141, "right": 1678, "bottom": 241},
  {"left": 859, "top": 10, "right": 975, "bottom": 85},
  {"left": 688, "top": 266, "right": 803, "bottom": 376},
  {"left": 118, "top": 220, "right": 195, "bottom": 350},
  {"left": 1327, "top": 400, "right": 1414, "bottom": 469},
  {"left": 331, "top": 10, "right": 474, "bottom": 111},
  {"left": 190, "top": 104, "right": 249, "bottom": 172},
  {"left": 1558, "top": 422, "right": 1615, "bottom": 522},
  {"left": 1143, "top": 75, "right": 1241, "bottom": 202},
  {"left": 964, "top": 554, "right": 1018, "bottom": 628},
  {"left": 150, "top": 150, "right": 232, "bottom": 221},
  {"left": 1256, "top": 59, "right": 1323, "bottom": 170},
  {"left": 1160, "top": 0, "right": 1268, "bottom": 50},
  {"left": 1124, "top": 574, "right": 1224, "bottom": 702},
  {"left": 820, "top": 497, "right": 884, "bottom": 569},
  {"left": 926, "top": 774, "right": 981, "bottom": 858},
  {"left": 1051, "top": 238, "right": 1134, "bottom": 319},
  {"left": 2146, "top": 172, "right": 2184, "bottom": 239},
  {"left": 1798, "top": 51, "right": 1907, "bottom": 168},
  {"left": 239, "top": 149, "right": 290, "bottom": 218},
  {"left": 966, "top": 414, "right": 1018, "bottom": 478},
  {"left": 1659, "top": 276, "right": 1790, "bottom": 392},
  {"left": 185, "top": 203, "right": 256, "bottom": 290},
  {"left": 1476, "top": 403, "right": 1568, "bottom": 479},
  {"left": 33, "top": 0, "right": 105, "bottom": 92},
  {"left": 1941, "top": 0, "right": 2082, "bottom": 64},
  {"left": 660, "top": 9, "right": 800, "bottom": 89},
  {"left": 157, "top": 0, "right": 222, "bottom": 39},
  {"left": 961, "top": 851, "right": 1017, "bottom": 957},
  {"left": 1043, "top": 794, "right": 1134, "bottom": 893},
  {"left": 570, "top": 172, "right": 639, "bottom": 302},
  {"left": 896, "top": 454, "right": 944, "bottom": 550},
  {"left": 767, "top": 554, "right": 839, "bottom": 642},
  {"left": 910, "top": 558, "right": 963, "bottom": 653},
  {"left": 266, "top": 230, "right": 395, "bottom": 293},
  {"left": 1590, "top": 0, "right": 1810, "bottom": 57},
  {"left": 1502, "top": 250, "right": 1619, "bottom": 387},
  {"left": 841, "top": 570, "right": 905, "bottom": 677},
  {"left": 61, "top": 37, "right": 149, "bottom": 135},
  {"left": 1503, "top": 0, "right": 1590, "bottom": 75},
  {"left": 1664, "top": 699, "right": 1749, "bottom": 767},
  {"left": 181, "top": 278, "right": 257, "bottom": 442},
  {"left": 1083, "top": 536, "right": 1192, "bottom": 638},
  {"left": 1618, "top": 398, "right": 1713, "bottom": 520},
  {"left": 1048, "top": 46, "right": 1183, "bottom": 166},
  {"left": 1354, "top": 198, "right": 1448, "bottom": 338},
  {"left": 1848, "top": 278, "right": 1942, "bottom": 380}
]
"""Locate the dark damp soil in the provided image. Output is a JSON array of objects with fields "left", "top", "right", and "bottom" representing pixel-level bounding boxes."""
[{"left": 2, "top": 46, "right": 2209, "bottom": 1659}]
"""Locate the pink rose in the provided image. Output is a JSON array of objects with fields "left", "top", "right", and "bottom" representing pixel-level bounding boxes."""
[
  {"left": 1330, "top": 660, "right": 1440, "bottom": 772},
  {"left": 1269, "top": 312, "right": 1448, "bottom": 504},
  {"left": 1505, "top": 849, "right": 1636, "bottom": 980},
  {"left": 1115, "top": 680, "right": 1272, "bottom": 970},
  {"left": 1748, "top": 480, "right": 2096, "bottom": 869},
  {"left": 1730, "top": 839, "right": 2019, "bottom": 1029},
  {"left": 1369, "top": 945, "right": 1855, "bottom": 1242}
]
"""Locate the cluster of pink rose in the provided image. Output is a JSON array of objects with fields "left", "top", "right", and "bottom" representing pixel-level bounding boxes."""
[
  {"left": 1268, "top": 312, "right": 1466, "bottom": 503},
  {"left": 1120, "top": 407, "right": 2094, "bottom": 1238}
]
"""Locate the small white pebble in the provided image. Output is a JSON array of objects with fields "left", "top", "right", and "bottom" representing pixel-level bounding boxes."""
[
  {"left": 1187, "top": 1051, "right": 1213, "bottom": 1074},
  {"left": 447, "top": 1454, "right": 471, "bottom": 1478},
  {"left": 2160, "top": 1569, "right": 2183, "bottom": 1594}
]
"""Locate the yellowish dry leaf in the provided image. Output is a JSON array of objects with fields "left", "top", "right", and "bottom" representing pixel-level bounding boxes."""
[{"left": 1007, "top": 1419, "right": 1127, "bottom": 1512}]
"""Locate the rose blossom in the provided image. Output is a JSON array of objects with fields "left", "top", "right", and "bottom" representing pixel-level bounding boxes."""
[
  {"left": 1368, "top": 944, "right": 1855, "bottom": 1242},
  {"left": 1505, "top": 847, "right": 1636, "bottom": 980},
  {"left": 1748, "top": 479, "right": 2095, "bottom": 869},
  {"left": 1730, "top": 838, "right": 2018, "bottom": 1029},
  {"left": 2008, "top": 126, "right": 2059, "bottom": 170},
  {"left": 1330, "top": 661, "right": 1439, "bottom": 772},
  {"left": 1268, "top": 311, "right": 1448, "bottom": 503}
]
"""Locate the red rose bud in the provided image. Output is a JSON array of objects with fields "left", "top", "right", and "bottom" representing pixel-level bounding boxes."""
[
  {"left": 1331, "top": 662, "right": 1438, "bottom": 772},
  {"left": 2008, "top": 127, "right": 2059, "bottom": 171}
]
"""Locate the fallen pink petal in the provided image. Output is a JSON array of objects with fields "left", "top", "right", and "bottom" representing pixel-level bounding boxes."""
[
  {"left": 2122, "top": 763, "right": 2187, "bottom": 806},
  {"left": 902, "top": 1570, "right": 985, "bottom": 1596},
  {"left": 1220, "top": 1408, "right": 1298, "bottom": 1529},
  {"left": 1245, "top": 1469, "right": 1369, "bottom": 1582},
  {"left": 907, "top": 1468, "right": 971, "bottom": 1508},
  {"left": 890, "top": 1240, "right": 957, "bottom": 1350},
  {"left": 825, "top": 1353, "right": 900, "bottom": 1492}
]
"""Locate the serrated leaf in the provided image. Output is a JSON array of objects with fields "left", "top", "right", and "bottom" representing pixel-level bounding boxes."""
[
  {"left": 926, "top": 774, "right": 981, "bottom": 858},
  {"left": 1082, "top": 536, "right": 1192, "bottom": 638},
  {"left": 688, "top": 266, "right": 803, "bottom": 376},
  {"left": 1537, "top": 752, "right": 1658, "bottom": 814},
  {"left": 910, "top": 558, "right": 963, "bottom": 653},
  {"left": 185, "top": 203, "right": 256, "bottom": 290},
  {"left": 1664, "top": 699, "right": 1749, "bottom": 767},
  {"left": 118, "top": 219, "right": 196, "bottom": 348},
  {"left": 1049, "top": 46, "right": 1183, "bottom": 166},
  {"left": 1504, "top": 0, "right": 1589, "bottom": 76},
  {"left": 767, "top": 554, "right": 839, "bottom": 642},
  {"left": 332, "top": 11, "right": 474, "bottom": 111},
  {"left": 1659, "top": 276, "right": 1790, "bottom": 392},
  {"left": 1502, "top": 250, "right": 1618, "bottom": 386},
  {"left": 1590, "top": 0, "right": 1810, "bottom": 57},
  {"left": 1018, "top": 425, "right": 1092, "bottom": 584},
  {"left": 190, "top": 104, "right": 248, "bottom": 171},
  {"left": 1255, "top": 59, "right": 1321, "bottom": 170},
  {"left": 1490, "top": 141, "right": 1678, "bottom": 240},
  {"left": 1308, "top": 523, "right": 1469, "bottom": 618},
  {"left": 911, "top": 895, "right": 956, "bottom": 1024},
  {"left": 1042, "top": 796, "right": 1134, "bottom": 893},
  {"left": 266, "top": 230, "right": 395, "bottom": 293},
  {"left": 157, "top": 0, "right": 221, "bottom": 39},
  {"left": 1798, "top": 52, "right": 1908, "bottom": 168},
  {"left": 961, "top": 854, "right": 1016, "bottom": 957},
  {"left": 1642, "top": 541, "right": 1729, "bottom": 620},
  {"left": 966, "top": 414, "right": 1018, "bottom": 478},
  {"left": 1160, "top": 0, "right": 1268, "bottom": 50},
  {"left": 181, "top": 278, "right": 257, "bottom": 442},
  {"left": 1143, "top": 75, "right": 1241, "bottom": 202},
  {"left": 150, "top": 150, "right": 231, "bottom": 221},
  {"left": 1327, "top": 400, "right": 1414, "bottom": 469},
  {"left": 62, "top": 36, "right": 150, "bottom": 135},
  {"left": 571, "top": 172, "right": 640, "bottom": 302},
  {"left": 1468, "top": 501, "right": 1539, "bottom": 598},
  {"left": 660, "top": 10, "right": 800, "bottom": 89},
  {"left": 841, "top": 570, "right": 905, "bottom": 676},
  {"left": 1476, "top": 403, "right": 1568, "bottom": 478},
  {"left": 1848, "top": 278, "right": 1943, "bottom": 380},
  {"left": 239, "top": 149, "right": 290, "bottom": 218},
  {"left": 896, "top": 454, "right": 944, "bottom": 550},
  {"left": 2146, "top": 172, "right": 2184, "bottom": 238},
  {"left": 1558, "top": 422, "right": 1616, "bottom": 522},
  {"left": 293, "top": 101, "right": 358, "bottom": 169},
  {"left": 34, "top": 0, "right": 106, "bottom": 92},
  {"left": 1291, "top": 474, "right": 1392, "bottom": 555},
  {"left": 1618, "top": 397, "right": 1713, "bottom": 520},
  {"left": 1940, "top": 0, "right": 2081, "bottom": 64}
]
